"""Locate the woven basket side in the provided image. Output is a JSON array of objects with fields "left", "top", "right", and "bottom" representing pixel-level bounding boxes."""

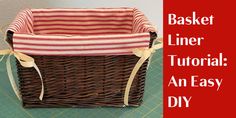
[{"left": 17, "top": 55, "right": 147, "bottom": 107}]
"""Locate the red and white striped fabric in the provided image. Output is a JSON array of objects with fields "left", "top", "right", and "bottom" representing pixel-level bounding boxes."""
[{"left": 8, "top": 8, "right": 156, "bottom": 56}]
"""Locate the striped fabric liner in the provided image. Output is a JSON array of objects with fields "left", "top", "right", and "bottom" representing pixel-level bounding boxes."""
[
  {"left": 8, "top": 8, "right": 156, "bottom": 56},
  {"left": 133, "top": 8, "right": 156, "bottom": 33},
  {"left": 8, "top": 9, "right": 34, "bottom": 34}
]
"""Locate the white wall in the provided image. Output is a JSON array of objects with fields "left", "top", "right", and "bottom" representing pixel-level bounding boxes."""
[{"left": 0, "top": 0, "right": 163, "bottom": 49}]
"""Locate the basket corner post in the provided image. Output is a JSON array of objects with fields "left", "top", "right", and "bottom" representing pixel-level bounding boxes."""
[{"left": 149, "top": 32, "right": 158, "bottom": 47}]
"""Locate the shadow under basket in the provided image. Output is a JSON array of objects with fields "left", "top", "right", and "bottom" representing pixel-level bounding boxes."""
[{"left": 17, "top": 55, "right": 148, "bottom": 108}]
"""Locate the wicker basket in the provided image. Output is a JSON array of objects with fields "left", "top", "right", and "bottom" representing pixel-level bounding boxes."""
[{"left": 6, "top": 8, "right": 158, "bottom": 107}]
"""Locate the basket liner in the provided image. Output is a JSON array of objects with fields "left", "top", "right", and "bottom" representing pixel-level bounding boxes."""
[{"left": 8, "top": 8, "right": 156, "bottom": 56}]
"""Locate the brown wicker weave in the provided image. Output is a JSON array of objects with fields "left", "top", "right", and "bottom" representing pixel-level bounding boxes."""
[{"left": 17, "top": 55, "right": 147, "bottom": 107}]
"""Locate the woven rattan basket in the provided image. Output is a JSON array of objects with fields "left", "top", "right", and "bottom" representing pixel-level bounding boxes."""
[{"left": 5, "top": 8, "right": 159, "bottom": 108}]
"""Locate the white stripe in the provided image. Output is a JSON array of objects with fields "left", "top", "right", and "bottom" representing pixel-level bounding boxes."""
[
  {"left": 13, "top": 33, "right": 149, "bottom": 39},
  {"left": 14, "top": 43, "right": 148, "bottom": 49},
  {"left": 15, "top": 49, "right": 136, "bottom": 55},
  {"left": 35, "top": 29, "right": 131, "bottom": 34},
  {"left": 34, "top": 25, "right": 133, "bottom": 30},
  {"left": 13, "top": 37, "right": 149, "bottom": 44},
  {"left": 33, "top": 21, "right": 133, "bottom": 25}
]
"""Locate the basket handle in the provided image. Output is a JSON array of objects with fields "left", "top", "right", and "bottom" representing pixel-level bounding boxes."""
[
  {"left": 0, "top": 49, "right": 44, "bottom": 101},
  {"left": 1, "top": 30, "right": 44, "bottom": 101},
  {"left": 124, "top": 39, "right": 163, "bottom": 106}
]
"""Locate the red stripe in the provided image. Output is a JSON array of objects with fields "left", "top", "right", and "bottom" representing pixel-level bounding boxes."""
[
  {"left": 34, "top": 23, "right": 132, "bottom": 27},
  {"left": 14, "top": 45, "right": 147, "bottom": 51},
  {"left": 32, "top": 10, "right": 133, "bottom": 13},
  {"left": 15, "top": 51, "right": 132, "bottom": 56},
  {"left": 33, "top": 27, "right": 132, "bottom": 32},
  {"left": 34, "top": 32, "right": 131, "bottom": 35},
  {"left": 34, "top": 19, "right": 133, "bottom": 22},
  {"left": 34, "top": 15, "right": 133, "bottom": 18},
  {"left": 13, "top": 40, "right": 150, "bottom": 46},
  {"left": 13, "top": 34, "right": 149, "bottom": 41}
]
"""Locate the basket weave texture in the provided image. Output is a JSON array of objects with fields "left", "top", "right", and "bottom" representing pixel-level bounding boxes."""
[{"left": 17, "top": 55, "right": 148, "bottom": 107}]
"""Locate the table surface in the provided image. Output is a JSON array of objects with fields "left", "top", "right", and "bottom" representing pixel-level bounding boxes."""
[{"left": 0, "top": 50, "right": 163, "bottom": 118}]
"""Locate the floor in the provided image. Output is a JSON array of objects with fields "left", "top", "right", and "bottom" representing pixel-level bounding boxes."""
[{"left": 0, "top": 50, "right": 163, "bottom": 118}]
